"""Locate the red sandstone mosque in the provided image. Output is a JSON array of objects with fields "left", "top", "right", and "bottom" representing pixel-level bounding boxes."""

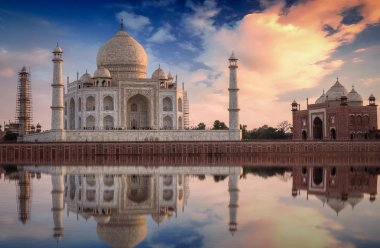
[{"left": 292, "top": 78, "right": 378, "bottom": 140}]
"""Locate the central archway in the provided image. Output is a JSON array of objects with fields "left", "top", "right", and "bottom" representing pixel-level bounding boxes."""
[
  {"left": 313, "top": 117, "right": 323, "bottom": 140},
  {"left": 127, "top": 94, "right": 150, "bottom": 130}
]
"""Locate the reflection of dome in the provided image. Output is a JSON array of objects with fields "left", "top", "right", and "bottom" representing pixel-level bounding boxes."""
[
  {"left": 347, "top": 86, "right": 363, "bottom": 103},
  {"left": 94, "top": 66, "right": 111, "bottom": 78},
  {"left": 327, "top": 197, "right": 347, "bottom": 214},
  {"left": 347, "top": 193, "right": 363, "bottom": 209},
  {"left": 315, "top": 194, "right": 327, "bottom": 205},
  {"left": 151, "top": 212, "right": 168, "bottom": 224},
  {"left": 97, "top": 215, "right": 147, "bottom": 248},
  {"left": 96, "top": 25, "right": 147, "bottom": 78},
  {"left": 151, "top": 66, "right": 167, "bottom": 80},
  {"left": 94, "top": 215, "right": 111, "bottom": 224},
  {"left": 325, "top": 78, "right": 348, "bottom": 101}
]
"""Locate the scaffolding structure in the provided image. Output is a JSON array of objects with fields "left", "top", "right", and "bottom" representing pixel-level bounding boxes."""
[
  {"left": 15, "top": 66, "right": 33, "bottom": 136},
  {"left": 183, "top": 91, "right": 190, "bottom": 129}
]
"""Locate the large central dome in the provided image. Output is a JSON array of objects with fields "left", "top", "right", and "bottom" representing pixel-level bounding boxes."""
[{"left": 97, "top": 24, "right": 147, "bottom": 79}]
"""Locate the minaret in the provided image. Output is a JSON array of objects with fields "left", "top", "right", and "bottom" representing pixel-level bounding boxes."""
[
  {"left": 51, "top": 43, "right": 64, "bottom": 130},
  {"left": 51, "top": 171, "right": 65, "bottom": 241},
  {"left": 228, "top": 173, "right": 239, "bottom": 235},
  {"left": 17, "top": 170, "right": 31, "bottom": 224},
  {"left": 228, "top": 52, "right": 239, "bottom": 131}
]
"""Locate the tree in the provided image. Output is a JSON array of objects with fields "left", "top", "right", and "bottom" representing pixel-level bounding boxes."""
[
  {"left": 277, "top": 121, "right": 292, "bottom": 133},
  {"left": 212, "top": 120, "right": 228, "bottom": 130},
  {"left": 240, "top": 124, "right": 249, "bottom": 139},
  {"left": 197, "top": 122, "right": 206, "bottom": 130},
  {"left": 3, "top": 131, "right": 18, "bottom": 141}
]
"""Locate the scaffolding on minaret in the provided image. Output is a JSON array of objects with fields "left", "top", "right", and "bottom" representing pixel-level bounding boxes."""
[{"left": 15, "top": 66, "right": 33, "bottom": 136}]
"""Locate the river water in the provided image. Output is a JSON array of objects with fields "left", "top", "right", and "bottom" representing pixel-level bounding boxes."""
[{"left": 0, "top": 162, "right": 379, "bottom": 248}]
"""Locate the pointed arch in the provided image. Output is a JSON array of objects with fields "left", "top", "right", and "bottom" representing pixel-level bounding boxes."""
[
  {"left": 86, "top": 96, "right": 96, "bottom": 111},
  {"left": 163, "top": 97, "right": 173, "bottom": 111},
  {"left": 178, "top": 98, "right": 183, "bottom": 112},
  {"left": 103, "top": 115, "right": 114, "bottom": 129},
  {"left": 103, "top": 96, "right": 114, "bottom": 111},
  {"left": 69, "top": 98, "right": 75, "bottom": 130},
  {"left": 163, "top": 116, "right": 173, "bottom": 130},
  {"left": 86, "top": 115, "right": 95, "bottom": 129}
]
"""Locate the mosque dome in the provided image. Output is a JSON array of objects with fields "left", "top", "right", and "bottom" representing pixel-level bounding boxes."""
[
  {"left": 315, "top": 90, "right": 327, "bottom": 104},
  {"left": 97, "top": 215, "right": 147, "bottom": 248},
  {"left": 94, "top": 66, "right": 111, "bottom": 78},
  {"left": 151, "top": 66, "right": 168, "bottom": 80},
  {"left": 347, "top": 86, "right": 363, "bottom": 103},
  {"left": 96, "top": 23, "right": 147, "bottom": 78},
  {"left": 325, "top": 78, "right": 348, "bottom": 101},
  {"left": 20, "top": 66, "right": 29, "bottom": 73},
  {"left": 80, "top": 71, "right": 92, "bottom": 83}
]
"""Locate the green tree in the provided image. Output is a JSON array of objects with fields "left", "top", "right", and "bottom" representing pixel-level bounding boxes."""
[
  {"left": 197, "top": 122, "right": 206, "bottom": 130},
  {"left": 212, "top": 120, "right": 228, "bottom": 130},
  {"left": 3, "top": 131, "right": 18, "bottom": 141}
]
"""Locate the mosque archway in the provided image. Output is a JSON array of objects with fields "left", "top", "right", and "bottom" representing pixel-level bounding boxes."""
[
  {"left": 312, "top": 167, "right": 323, "bottom": 186},
  {"left": 330, "top": 128, "right": 336, "bottom": 140},
  {"left": 69, "top": 98, "right": 75, "bottom": 130},
  {"left": 127, "top": 94, "right": 150, "bottom": 130},
  {"left": 103, "top": 115, "right": 114, "bottom": 129},
  {"left": 302, "top": 130, "right": 307, "bottom": 140},
  {"left": 313, "top": 117, "right": 323, "bottom": 140},
  {"left": 163, "top": 116, "right": 173, "bottom": 130}
]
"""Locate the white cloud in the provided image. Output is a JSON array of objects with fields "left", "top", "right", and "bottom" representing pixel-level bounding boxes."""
[
  {"left": 147, "top": 24, "right": 176, "bottom": 43},
  {"left": 116, "top": 11, "right": 151, "bottom": 32},
  {"left": 179, "top": 42, "right": 198, "bottom": 52}
]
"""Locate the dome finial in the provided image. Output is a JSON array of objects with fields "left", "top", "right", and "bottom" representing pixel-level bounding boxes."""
[
  {"left": 336, "top": 76, "right": 339, "bottom": 82},
  {"left": 159, "top": 63, "right": 160, "bottom": 69},
  {"left": 120, "top": 17, "right": 124, "bottom": 31}
]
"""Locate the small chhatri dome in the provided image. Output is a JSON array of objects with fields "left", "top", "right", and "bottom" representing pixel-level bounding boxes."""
[
  {"left": 96, "top": 21, "right": 147, "bottom": 78},
  {"left": 229, "top": 51, "right": 237, "bottom": 60},
  {"left": 80, "top": 71, "right": 92, "bottom": 83},
  {"left": 369, "top": 93, "right": 376, "bottom": 100},
  {"left": 20, "top": 66, "right": 29, "bottom": 73},
  {"left": 53, "top": 43, "right": 63, "bottom": 53},
  {"left": 315, "top": 90, "right": 326, "bottom": 104},
  {"left": 325, "top": 77, "right": 348, "bottom": 101},
  {"left": 347, "top": 86, "right": 363, "bottom": 103},
  {"left": 151, "top": 66, "right": 168, "bottom": 80},
  {"left": 94, "top": 66, "right": 111, "bottom": 78}
]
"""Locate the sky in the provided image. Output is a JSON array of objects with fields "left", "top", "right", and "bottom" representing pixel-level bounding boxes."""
[{"left": 0, "top": 0, "right": 380, "bottom": 130}]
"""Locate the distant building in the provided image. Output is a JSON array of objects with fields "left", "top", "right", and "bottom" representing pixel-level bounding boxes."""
[{"left": 292, "top": 78, "right": 378, "bottom": 140}]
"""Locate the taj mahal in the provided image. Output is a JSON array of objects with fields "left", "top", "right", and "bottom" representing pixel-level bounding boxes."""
[{"left": 22, "top": 20, "right": 241, "bottom": 142}]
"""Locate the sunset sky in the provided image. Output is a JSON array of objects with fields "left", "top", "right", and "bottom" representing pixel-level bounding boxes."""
[{"left": 0, "top": 0, "right": 379, "bottom": 129}]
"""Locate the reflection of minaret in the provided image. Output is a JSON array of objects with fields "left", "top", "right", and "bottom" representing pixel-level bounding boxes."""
[
  {"left": 17, "top": 171, "right": 31, "bottom": 224},
  {"left": 228, "top": 173, "right": 239, "bottom": 235},
  {"left": 51, "top": 170, "right": 65, "bottom": 241}
]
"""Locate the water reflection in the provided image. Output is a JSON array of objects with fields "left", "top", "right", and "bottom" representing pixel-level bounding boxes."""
[
  {"left": 0, "top": 165, "right": 379, "bottom": 247},
  {"left": 291, "top": 166, "right": 378, "bottom": 215}
]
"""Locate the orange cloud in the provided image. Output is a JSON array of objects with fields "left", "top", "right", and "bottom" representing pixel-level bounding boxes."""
[{"left": 185, "top": 0, "right": 380, "bottom": 128}]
